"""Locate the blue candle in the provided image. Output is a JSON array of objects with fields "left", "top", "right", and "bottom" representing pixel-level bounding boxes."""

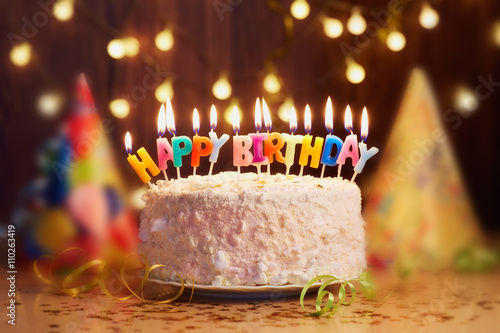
[
  {"left": 351, "top": 107, "right": 379, "bottom": 182},
  {"left": 320, "top": 97, "right": 343, "bottom": 178}
]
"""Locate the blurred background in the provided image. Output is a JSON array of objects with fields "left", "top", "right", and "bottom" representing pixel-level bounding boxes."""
[{"left": 1, "top": 0, "right": 500, "bottom": 267}]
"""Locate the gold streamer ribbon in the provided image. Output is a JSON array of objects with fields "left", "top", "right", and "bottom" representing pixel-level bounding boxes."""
[
  {"left": 300, "top": 272, "right": 377, "bottom": 317},
  {"left": 34, "top": 248, "right": 194, "bottom": 307}
]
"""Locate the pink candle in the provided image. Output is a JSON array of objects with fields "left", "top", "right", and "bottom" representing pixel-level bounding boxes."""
[
  {"left": 232, "top": 106, "right": 252, "bottom": 180},
  {"left": 337, "top": 105, "right": 359, "bottom": 178},
  {"left": 156, "top": 104, "right": 173, "bottom": 180}
]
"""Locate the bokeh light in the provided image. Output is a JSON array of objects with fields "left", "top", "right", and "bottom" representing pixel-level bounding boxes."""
[
  {"left": 107, "top": 39, "right": 127, "bottom": 59},
  {"left": 290, "top": 0, "right": 310, "bottom": 20},
  {"left": 123, "top": 37, "right": 140, "bottom": 57},
  {"left": 386, "top": 31, "right": 406, "bottom": 52},
  {"left": 109, "top": 98, "right": 130, "bottom": 119},
  {"left": 53, "top": 0, "right": 74, "bottom": 22},
  {"left": 455, "top": 86, "right": 479, "bottom": 116},
  {"left": 346, "top": 59, "right": 365, "bottom": 84},
  {"left": 323, "top": 17, "right": 343, "bottom": 39},
  {"left": 347, "top": 8, "right": 366, "bottom": 35},
  {"left": 278, "top": 97, "right": 295, "bottom": 122},
  {"left": 212, "top": 75, "right": 232, "bottom": 100},
  {"left": 10, "top": 42, "right": 32, "bottom": 67},
  {"left": 419, "top": 3, "right": 439, "bottom": 30},
  {"left": 38, "top": 92, "right": 64, "bottom": 118},
  {"left": 155, "top": 28, "right": 174, "bottom": 51},
  {"left": 131, "top": 187, "right": 147, "bottom": 209},
  {"left": 155, "top": 79, "right": 174, "bottom": 103},
  {"left": 263, "top": 72, "right": 282, "bottom": 94}
]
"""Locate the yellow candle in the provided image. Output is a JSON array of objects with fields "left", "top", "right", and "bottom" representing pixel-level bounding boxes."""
[
  {"left": 299, "top": 134, "right": 324, "bottom": 168},
  {"left": 125, "top": 132, "right": 160, "bottom": 183}
]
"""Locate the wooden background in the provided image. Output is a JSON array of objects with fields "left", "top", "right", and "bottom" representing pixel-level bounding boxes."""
[{"left": 1, "top": 0, "right": 500, "bottom": 230}]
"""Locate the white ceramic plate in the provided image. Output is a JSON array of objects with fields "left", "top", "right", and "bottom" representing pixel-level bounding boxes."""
[{"left": 146, "top": 278, "right": 342, "bottom": 299}]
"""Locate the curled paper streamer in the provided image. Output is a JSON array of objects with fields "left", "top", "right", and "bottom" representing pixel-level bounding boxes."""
[
  {"left": 300, "top": 272, "right": 377, "bottom": 317},
  {"left": 34, "top": 248, "right": 194, "bottom": 307}
]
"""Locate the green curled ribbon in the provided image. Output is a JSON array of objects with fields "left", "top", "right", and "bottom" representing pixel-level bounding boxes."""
[{"left": 300, "top": 272, "right": 377, "bottom": 317}]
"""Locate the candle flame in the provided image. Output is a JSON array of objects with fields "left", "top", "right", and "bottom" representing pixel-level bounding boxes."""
[
  {"left": 193, "top": 108, "right": 200, "bottom": 134},
  {"left": 210, "top": 104, "right": 217, "bottom": 131},
  {"left": 290, "top": 106, "right": 297, "bottom": 133},
  {"left": 344, "top": 105, "right": 353, "bottom": 133},
  {"left": 125, "top": 131, "right": 132, "bottom": 154},
  {"left": 325, "top": 97, "right": 333, "bottom": 134},
  {"left": 304, "top": 104, "right": 312, "bottom": 134},
  {"left": 254, "top": 97, "right": 262, "bottom": 132},
  {"left": 262, "top": 98, "right": 272, "bottom": 131},
  {"left": 232, "top": 105, "right": 240, "bottom": 134},
  {"left": 157, "top": 104, "right": 166, "bottom": 137},
  {"left": 166, "top": 97, "right": 176, "bottom": 135},
  {"left": 361, "top": 106, "right": 369, "bottom": 142}
]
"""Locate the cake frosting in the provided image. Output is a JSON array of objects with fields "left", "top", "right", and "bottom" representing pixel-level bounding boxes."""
[{"left": 139, "top": 172, "right": 366, "bottom": 286}]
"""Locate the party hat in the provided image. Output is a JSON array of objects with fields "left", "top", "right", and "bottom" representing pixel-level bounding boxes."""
[{"left": 364, "top": 68, "right": 484, "bottom": 270}]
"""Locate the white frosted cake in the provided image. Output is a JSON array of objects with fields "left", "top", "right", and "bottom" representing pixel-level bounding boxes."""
[{"left": 138, "top": 172, "right": 366, "bottom": 286}]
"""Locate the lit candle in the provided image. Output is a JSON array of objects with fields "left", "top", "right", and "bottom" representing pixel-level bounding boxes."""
[
  {"left": 298, "top": 105, "right": 324, "bottom": 178},
  {"left": 282, "top": 107, "right": 303, "bottom": 176},
  {"left": 156, "top": 104, "right": 174, "bottom": 181},
  {"left": 232, "top": 106, "right": 253, "bottom": 180},
  {"left": 191, "top": 108, "right": 213, "bottom": 177},
  {"left": 208, "top": 105, "right": 229, "bottom": 177},
  {"left": 336, "top": 105, "right": 360, "bottom": 178},
  {"left": 249, "top": 98, "right": 268, "bottom": 179},
  {"left": 351, "top": 107, "right": 379, "bottom": 182},
  {"left": 166, "top": 98, "right": 192, "bottom": 179},
  {"left": 125, "top": 131, "right": 160, "bottom": 186},
  {"left": 320, "top": 97, "right": 343, "bottom": 178}
]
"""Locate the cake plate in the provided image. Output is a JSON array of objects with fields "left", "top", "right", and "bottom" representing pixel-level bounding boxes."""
[{"left": 147, "top": 279, "right": 341, "bottom": 299}]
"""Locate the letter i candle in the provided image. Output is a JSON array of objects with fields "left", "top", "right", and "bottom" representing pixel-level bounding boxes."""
[{"left": 336, "top": 105, "right": 359, "bottom": 179}]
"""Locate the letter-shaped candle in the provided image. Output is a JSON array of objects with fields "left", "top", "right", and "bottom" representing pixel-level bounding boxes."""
[
  {"left": 172, "top": 136, "right": 193, "bottom": 168},
  {"left": 249, "top": 133, "right": 269, "bottom": 164},
  {"left": 232, "top": 106, "right": 248, "bottom": 180},
  {"left": 262, "top": 98, "right": 275, "bottom": 177},
  {"left": 233, "top": 136, "right": 254, "bottom": 167},
  {"left": 191, "top": 108, "right": 213, "bottom": 176},
  {"left": 165, "top": 97, "right": 183, "bottom": 179},
  {"left": 298, "top": 105, "right": 324, "bottom": 177},
  {"left": 336, "top": 105, "right": 359, "bottom": 178},
  {"left": 251, "top": 98, "right": 265, "bottom": 178},
  {"left": 351, "top": 107, "right": 379, "bottom": 182},
  {"left": 156, "top": 104, "right": 173, "bottom": 180},
  {"left": 208, "top": 105, "right": 229, "bottom": 176},
  {"left": 282, "top": 106, "right": 303, "bottom": 176},
  {"left": 125, "top": 132, "right": 160, "bottom": 185},
  {"left": 264, "top": 133, "right": 285, "bottom": 164},
  {"left": 320, "top": 97, "right": 343, "bottom": 178}
]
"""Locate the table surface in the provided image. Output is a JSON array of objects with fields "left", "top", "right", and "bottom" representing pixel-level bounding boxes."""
[{"left": 2, "top": 268, "right": 499, "bottom": 333}]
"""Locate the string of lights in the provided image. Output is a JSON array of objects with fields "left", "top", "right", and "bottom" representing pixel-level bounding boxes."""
[{"left": 7, "top": 0, "right": 491, "bottom": 122}]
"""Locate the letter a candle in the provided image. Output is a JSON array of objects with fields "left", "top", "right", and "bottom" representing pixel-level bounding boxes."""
[{"left": 336, "top": 105, "right": 359, "bottom": 178}]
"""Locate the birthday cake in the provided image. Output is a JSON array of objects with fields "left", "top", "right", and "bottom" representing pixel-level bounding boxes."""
[{"left": 138, "top": 172, "right": 366, "bottom": 286}]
